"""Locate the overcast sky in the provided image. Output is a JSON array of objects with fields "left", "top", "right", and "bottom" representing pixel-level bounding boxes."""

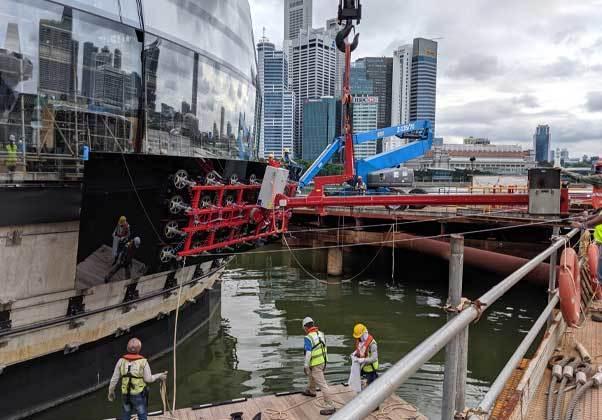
[{"left": 249, "top": 0, "right": 602, "bottom": 157}]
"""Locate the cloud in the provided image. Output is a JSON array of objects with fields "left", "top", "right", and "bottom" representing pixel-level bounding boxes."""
[
  {"left": 446, "top": 54, "right": 503, "bottom": 81},
  {"left": 512, "top": 94, "right": 539, "bottom": 108},
  {"left": 586, "top": 92, "right": 602, "bottom": 112},
  {"left": 249, "top": 0, "right": 602, "bottom": 154}
]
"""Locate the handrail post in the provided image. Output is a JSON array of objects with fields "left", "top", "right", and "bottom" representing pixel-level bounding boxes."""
[
  {"left": 547, "top": 226, "right": 560, "bottom": 327},
  {"left": 442, "top": 235, "right": 465, "bottom": 419}
]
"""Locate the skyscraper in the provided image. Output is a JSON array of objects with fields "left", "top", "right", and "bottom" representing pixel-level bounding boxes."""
[
  {"left": 354, "top": 57, "right": 393, "bottom": 130},
  {"left": 82, "top": 42, "right": 98, "bottom": 98},
  {"left": 409, "top": 38, "right": 438, "bottom": 132},
  {"left": 326, "top": 18, "right": 345, "bottom": 98},
  {"left": 533, "top": 125, "right": 551, "bottom": 163},
  {"left": 352, "top": 96, "right": 379, "bottom": 159},
  {"left": 302, "top": 97, "right": 336, "bottom": 161},
  {"left": 289, "top": 27, "right": 337, "bottom": 156},
  {"left": 391, "top": 44, "right": 412, "bottom": 125},
  {"left": 284, "top": 0, "right": 312, "bottom": 41},
  {"left": 38, "top": 7, "right": 79, "bottom": 97},
  {"left": 258, "top": 37, "right": 295, "bottom": 158},
  {"left": 256, "top": 35, "right": 275, "bottom": 157}
]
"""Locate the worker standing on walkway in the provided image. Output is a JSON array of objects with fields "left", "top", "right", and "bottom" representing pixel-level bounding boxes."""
[
  {"left": 105, "top": 236, "right": 141, "bottom": 282},
  {"left": 108, "top": 338, "right": 167, "bottom": 420},
  {"left": 352, "top": 323, "right": 379, "bottom": 386},
  {"left": 301, "top": 316, "right": 336, "bottom": 416},
  {"left": 5, "top": 134, "right": 17, "bottom": 172},
  {"left": 574, "top": 209, "right": 602, "bottom": 281},
  {"left": 568, "top": 162, "right": 602, "bottom": 281},
  {"left": 112, "top": 216, "right": 131, "bottom": 264}
]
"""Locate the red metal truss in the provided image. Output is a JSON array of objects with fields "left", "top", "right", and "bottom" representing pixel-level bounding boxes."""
[{"left": 177, "top": 182, "right": 292, "bottom": 258}]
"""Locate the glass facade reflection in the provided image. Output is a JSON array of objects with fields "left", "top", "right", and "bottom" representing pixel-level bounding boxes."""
[{"left": 0, "top": 0, "right": 259, "bottom": 175}]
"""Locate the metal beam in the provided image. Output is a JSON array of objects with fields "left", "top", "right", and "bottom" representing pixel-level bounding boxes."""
[{"left": 281, "top": 193, "right": 530, "bottom": 208}]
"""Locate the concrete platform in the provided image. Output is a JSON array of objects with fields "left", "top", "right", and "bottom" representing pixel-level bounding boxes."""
[{"left": 156, "top": 384, "right": 425, "bottom": 419}]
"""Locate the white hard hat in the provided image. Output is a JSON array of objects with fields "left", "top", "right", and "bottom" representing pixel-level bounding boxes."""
[
  {"left": 302, "top": 316, "right": 314, "bottom": 328},
  {"left": 133, "top": 237, "right": 141, "bottom": 247}
]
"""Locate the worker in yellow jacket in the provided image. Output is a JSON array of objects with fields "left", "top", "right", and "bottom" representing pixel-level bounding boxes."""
[
  {"left": 5, "top": 134, "right": 17, "bottom": 172},
  {"left": 108, "top": 338, "right": 167, "bottom": 420}
]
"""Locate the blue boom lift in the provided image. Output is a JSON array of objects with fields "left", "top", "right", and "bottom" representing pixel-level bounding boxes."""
[{"left": 298, "top": 119, "right": 433, "bottom": 190}]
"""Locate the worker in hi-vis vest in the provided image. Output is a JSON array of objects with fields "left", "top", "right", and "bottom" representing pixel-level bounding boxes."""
[
  {"left": 108, "top": 338, "right": 167, "bottom": 420},
  {"left": 568, "top": 162, "right": 602, "bottom": 282},
  {"left": 574, "top": 209, "right": 602, "bottom": 281},
  {"left": 301, "top": 316, "right": 336, "bottom": 416},
  {"left": 352, "top": 323, "right": 379, "bottom": 386}
]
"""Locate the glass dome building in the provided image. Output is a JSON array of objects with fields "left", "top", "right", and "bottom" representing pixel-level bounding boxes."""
[{"left": 0, "top": 0, "right": 260, "bottom": 160}]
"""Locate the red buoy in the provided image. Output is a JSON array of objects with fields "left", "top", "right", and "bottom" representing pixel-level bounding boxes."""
[
  {"left": 588, "top": 244, "right": 601, "bottom": 299},
  {"left": 559, "top": 248, "right": 581, "bottom": 326}
]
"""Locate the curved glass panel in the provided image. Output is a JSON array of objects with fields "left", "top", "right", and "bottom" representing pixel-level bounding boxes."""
[
  {"left": 141, "top": 0, "right": 256, "bottom": 82},
  {"left": 0, "top": 0, "right": 258, "bottom": 178},
  {"left": 144, "top": 34, "right": 257, "bottom": 159}
]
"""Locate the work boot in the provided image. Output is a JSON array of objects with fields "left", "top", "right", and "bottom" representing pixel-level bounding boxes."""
[
  {"left": 319, "top": 408, "right": 336, "bottom": 416},
  {"left": 302, "top": 390, "right": 316, "bottom": 397}
]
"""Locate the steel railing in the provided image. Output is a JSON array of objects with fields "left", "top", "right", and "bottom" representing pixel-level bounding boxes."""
[{"left": 331, "top": 227, "right": 579, "bottom": 420}]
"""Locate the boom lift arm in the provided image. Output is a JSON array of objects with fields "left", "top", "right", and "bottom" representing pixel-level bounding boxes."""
[{"left": 298, "top": 120, "right": 433, "bottom": 189}]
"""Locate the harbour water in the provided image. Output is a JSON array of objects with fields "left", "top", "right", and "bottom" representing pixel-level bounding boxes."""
[{"left": 36, "top": 245, "right": 546, "bottom": 419}]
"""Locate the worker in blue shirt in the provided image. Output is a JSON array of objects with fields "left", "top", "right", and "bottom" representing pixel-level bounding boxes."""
[{"left": 301, "top": 316, "right": 335, "bottom": 415}]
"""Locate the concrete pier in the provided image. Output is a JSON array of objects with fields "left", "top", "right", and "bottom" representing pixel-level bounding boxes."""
[{"left": 327, "top": 248, "right": 343, "bottom": 276}]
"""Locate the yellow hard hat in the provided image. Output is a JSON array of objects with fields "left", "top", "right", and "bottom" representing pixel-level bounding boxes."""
[
  {"left": 119, "top": 216, "right": 126, "bottom": 224},
  {"left": 353, "top": 323, "right": 367, "bottom": 339}
]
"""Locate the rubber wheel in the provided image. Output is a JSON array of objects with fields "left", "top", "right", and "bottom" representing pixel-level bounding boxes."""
[{"left": 591, "top": 313, "right": 602, "bottom": 322}]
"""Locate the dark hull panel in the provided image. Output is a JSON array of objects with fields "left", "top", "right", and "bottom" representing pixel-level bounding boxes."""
[
  {"left": 0, "top": 280, "right": 222, "bottom": 420},
  {"left": 77, "top": 152, "right": 267, "bottom": 279},
  {"left": 0, "top": 185, "right": 81, "bottom": 227}
]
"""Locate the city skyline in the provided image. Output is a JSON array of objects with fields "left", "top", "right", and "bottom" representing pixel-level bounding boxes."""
[{"left": 249, "top": 0, "right": 602, "bottom": 155}]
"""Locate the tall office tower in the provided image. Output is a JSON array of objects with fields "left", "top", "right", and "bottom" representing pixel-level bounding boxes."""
[
  {"left": 302, "top": 96, "right": 337, "bottom": 161},
  {"left": 258, "top": 37, "right": 295, "bottom": 159},
  {"left": 113, "top": 48, "right": 122, "bottom": 69},
  {"left": 352, "top": 96, "right": 379, "bottom": 159},
  {"left": 290, "top": 28, "right": 337, "bottom": 157},
  {"left": 350, "top": 60, "right": 373, "bottom": 95},
  {"left": 38, "top": 7, "right": 79, "bottom": 97},
  {"left": 256, "top": 35, "right": 276, "bottom": 158},
  {"left": 82, "top": 42, "right": 98, "bottom": 98},
  {"left": 533, "top": 125, "right": 551, "bottom": 163},
  {"left": 409, "top": 38, "right": 438, "bottom": 132},
  {"left": 326, "top": 18, "right": 345, "bottom": 98},
  {"left": 354, "top": 57, "right": 393, "bottom": 129},
  {"left": 391, "top": 44, "right": 412, "bottom": 125},
  {"left": 284, "top": 0, "right": 313, "bottom": 41}
]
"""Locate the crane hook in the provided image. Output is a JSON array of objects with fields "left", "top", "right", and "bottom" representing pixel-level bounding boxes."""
[{"left": 336, "top": 21, "right": 359, "bottom": 53}]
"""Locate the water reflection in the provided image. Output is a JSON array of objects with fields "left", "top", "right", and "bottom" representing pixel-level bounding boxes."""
[{"left": 36, "top": 245, "right": 546, "bottom": 419}]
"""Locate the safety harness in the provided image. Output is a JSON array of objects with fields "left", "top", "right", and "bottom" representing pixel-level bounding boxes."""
[
  {"left": 120, "top": 353, "right": 147, "bottom": 402},
  {"left": 355, "top": 334, "right": 379, "bottom": 373}
]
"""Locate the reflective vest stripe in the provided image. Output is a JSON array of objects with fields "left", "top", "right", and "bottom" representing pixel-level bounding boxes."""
[
  {"left": 306, "top": 331, "right": 327, "bottom": 367},
  {"left": 119, "top": 358, "right": 147, "bottom": 395}
]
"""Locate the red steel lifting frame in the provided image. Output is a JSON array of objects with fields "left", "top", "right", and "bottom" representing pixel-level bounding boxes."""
[{"left": 177, "top": 182, "right": 292, "bottom": 258}]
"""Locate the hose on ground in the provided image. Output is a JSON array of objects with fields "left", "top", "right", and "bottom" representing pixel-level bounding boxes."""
[
  {"left": 553, "top": 360, "right": 579, "bottom": 420},
  {"left": 565, "top": 372, "right": 602, "bottom": 420},
  {"left": 547, "top": 356, "right": 574, "bottom": 420},
  {"left": 565, "top": 379, "right": 592, "bottom": 420}
]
